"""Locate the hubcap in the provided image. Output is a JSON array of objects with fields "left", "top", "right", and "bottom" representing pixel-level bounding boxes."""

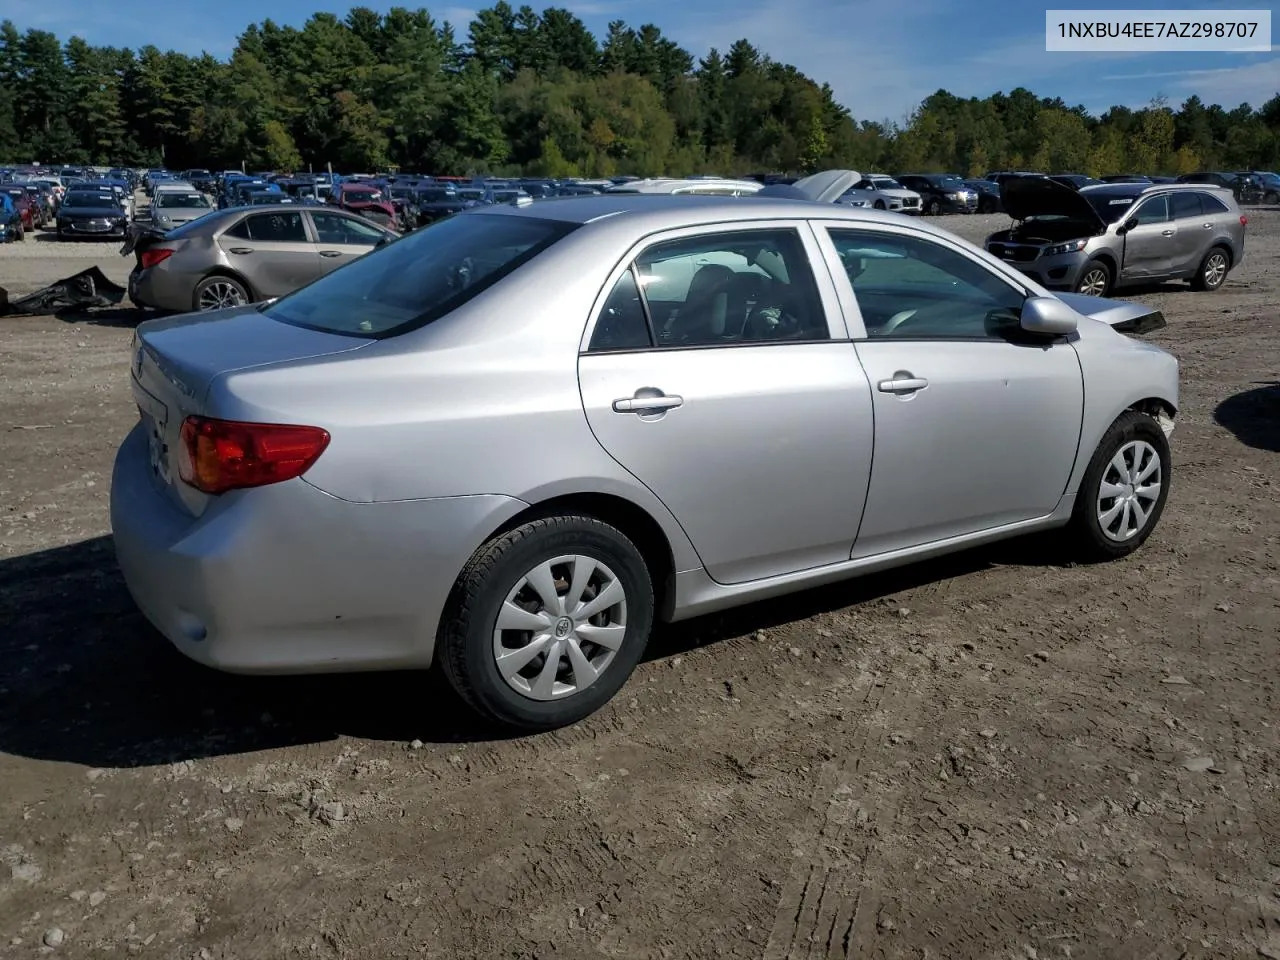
[
  {"left": 1204, "top": 254, "right": 1226, "bottom": 287},
  {"left": 492, "top": 554, "right": 628, "bottom": 701},
  {"left": 1079, "top": 269, "right": 1107, "bottom": 297},
  {"left": 198, "top": 280, "right": 246, "bottom": 311},
  {"left": 1096, "top": 440, "right": 1162, "bottom": 542}
]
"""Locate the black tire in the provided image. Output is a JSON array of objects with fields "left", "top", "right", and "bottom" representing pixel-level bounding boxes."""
[
  {"left": 925, "top": 199, "right": 941, "bottom": 216},
  {"left": 1264, "top": 190, "right": 1279, "bottom": 205},
  {"left": 192, "top": 275, "right": 249, "bottom": 312},
  {"left": 1190, "top": 245, "right": 1229, "bottom": 291},
  {"left": 17, "top": 222, "right": 24, "bottom": 241},
  {"left": 1076, "top": 259, "right": 1112, "bottom": 297},
  {"left": 873, "top": 200, "right": 886, "bottom": 210},
  {"left": 1066, "top": 410, "right": 1171, "bottom": 562},
  {"left": 438, "top": 515, "right": 655, "bottom": 731}
]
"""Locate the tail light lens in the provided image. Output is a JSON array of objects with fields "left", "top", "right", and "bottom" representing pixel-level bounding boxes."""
[
  {"left": 1240, "top": 215, "right": 1248, "bottom": 227},
  {"left": 140, "top": 247, "right": 174, "bottom": 269},
  {"left": 178, "top": 416, "right": 330, "bottom": 495}
]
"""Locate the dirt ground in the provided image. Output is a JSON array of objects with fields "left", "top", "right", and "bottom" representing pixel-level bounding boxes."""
[{"left": 0, "top": 207, "right": 1277, "bottom": 960}]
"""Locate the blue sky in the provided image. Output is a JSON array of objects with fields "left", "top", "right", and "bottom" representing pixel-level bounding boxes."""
[{"left": 0, "top": 0, "right": 1275, "bottom": 123}]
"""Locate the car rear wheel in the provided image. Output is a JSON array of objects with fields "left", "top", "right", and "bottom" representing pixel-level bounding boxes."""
[
  {"left": 193, "top": 275, "right": 249, "bottom": 312},
  {"left": 1066, "top": 410, "right": 1171, "bottom": 562},
  {"left": 1076, "top": 260, "right": 1112, "bottom": 297},
  {"left": 1190, "top": 246, "right": 1229, "bottom": 291},
  {"left": 925, "top": 199, "right": 941, "bottom": 215},
  {"left": 438, "top": 515, "right": 654, "bottom": 731}
]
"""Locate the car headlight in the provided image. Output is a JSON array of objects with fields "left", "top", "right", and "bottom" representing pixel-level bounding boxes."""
[
  {"left": 1044, "top": 239, "right": 1088, "bottom": 256},
  {"left": 945, "top": 192, "right": 961, "bottom": 199}
]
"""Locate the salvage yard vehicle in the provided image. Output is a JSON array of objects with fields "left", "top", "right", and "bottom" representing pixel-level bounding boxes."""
[
  {"left": 55, "top": 188, "right": 130, "bottom": 240},
  {"left": 896, "top": 174, "right": 977, "bottom": 214},
  {"left": 124, "top": 203, "right": 397, "bottom": 312},
  {"left": 606, "top": 176, "right": 764, "bottom": 196},
  {"left": 985, "top": 179, "right": 1246, "bottom": 296},
  {"left": 2, "top": 185, "right": 36, "bottom": 236},
  {"left": 111, "top": 183, "right": 1181, "bottom": 732},
  {"left": 329, "top": 182, "right": 398, "bottom": 229},
  {"left": 150, "top": 188, "right": 213, "bottom": 229},
  {"left": 838, "top": 174, "right": 922, "bottom": 213}
]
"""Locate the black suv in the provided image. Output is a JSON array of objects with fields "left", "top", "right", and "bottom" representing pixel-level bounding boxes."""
[{"left": 896, "top": 174, "right": 978, "bottom": 214}]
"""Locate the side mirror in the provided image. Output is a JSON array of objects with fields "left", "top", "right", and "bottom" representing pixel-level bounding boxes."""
[
  {"left": 1020, "top": 296, "right": 1078, "bottom": 336},
  {"left": 1118, "top": 216, "right": 1138, "bottom": 234}
]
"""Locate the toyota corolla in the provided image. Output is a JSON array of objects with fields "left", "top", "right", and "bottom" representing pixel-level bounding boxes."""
[{"left": 111, "top": 181, "right": 1179, "bottom": 731}]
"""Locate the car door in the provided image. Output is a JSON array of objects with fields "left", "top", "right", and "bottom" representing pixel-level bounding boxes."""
[
  {"left": 577, "top": 223, "right": 875, "bottom": 585},
  {"left": 1167, "top": 191, "right": 1211, "bottom": 272},
  {"left": 217, "top": 211, "right": 321, "bottom": 298},
  {"left": 815, "top": 223, "right": 1085, "bottom": 558},
  {"left": 308, "top": 210, "right": 388, "bottom": 274},
  {"left": 1118, "top": 193, "right": 1175, "bottom": 280}
]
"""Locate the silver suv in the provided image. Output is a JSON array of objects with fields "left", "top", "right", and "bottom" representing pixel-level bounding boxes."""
[{"left": 985, "top": 179, "right": 1247, "bottom": 297}]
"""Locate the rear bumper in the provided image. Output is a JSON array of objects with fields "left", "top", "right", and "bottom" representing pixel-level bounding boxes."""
[{"left": 110, "top": 424, "right": 526, "bottom": 674}]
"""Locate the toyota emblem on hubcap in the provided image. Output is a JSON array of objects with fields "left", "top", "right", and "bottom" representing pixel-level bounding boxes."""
[{"left": 554, "top": 617, "right": 573, "bottom": 638}]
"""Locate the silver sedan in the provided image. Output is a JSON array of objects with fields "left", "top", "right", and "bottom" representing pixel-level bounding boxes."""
[
  {"left": 110, "top": 190, "right": 1179, "bottom": 731},
  {"left": 126, "top": 204, "right": 398, "bottom": 312}
]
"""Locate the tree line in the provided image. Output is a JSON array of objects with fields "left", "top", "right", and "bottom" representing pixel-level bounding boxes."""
[{"left": 0, "top": 4, "right": 1277, "bottom": 177}]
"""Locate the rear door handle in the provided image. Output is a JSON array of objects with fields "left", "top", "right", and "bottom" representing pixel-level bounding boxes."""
[
  {"left": 1202, "top": 223, "right": 1213, "bottom": 229},
  {"left": 319, "top": 250, "right": 342, "bottom": 257},
  {"left": 1160, "top": 229, "right": 1175, "bottom": 236},
  {"left": 877, "top": 377, "right": 928, "bottom": 394},
  {"left": 612, "top": 392, "right": 683, "bottom": 413},
  {"left": 229, "top": 247, "right": 254, "bottom": 255}
]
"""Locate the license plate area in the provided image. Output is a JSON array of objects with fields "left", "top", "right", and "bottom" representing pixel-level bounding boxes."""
[{"left": 134, "top": 382, "right": 172, "bottom": 486}]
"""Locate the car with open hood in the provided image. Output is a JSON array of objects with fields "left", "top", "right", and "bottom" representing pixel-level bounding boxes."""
[
  {"left": 111, "top": 170, "right": 1179, "bottom": 732},
  {"left": 985, "top": 178, "right": 1246, "bottom": 296}
]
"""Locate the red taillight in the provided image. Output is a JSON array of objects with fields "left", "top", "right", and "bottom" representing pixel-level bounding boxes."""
[
  {"left": 1240, "top": 215, "right": 1248, "bottom": 227},
  {"left": 178, "top": 416, "right": 330, "bottom": 495},
  {"left": 139, "top": 248, "right": 174, "bottom": 269}
]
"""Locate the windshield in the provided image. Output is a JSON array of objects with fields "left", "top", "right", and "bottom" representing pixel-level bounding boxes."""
[
  {"left": 933, "top": 176, "right": 966, "bottom": 190},
  {"left": 62, "top": 193, "right": 117, "bottom": 208},
  {"left": 250, "top": 194, "right": 293, "bottom": 204},
  {"left": 157, "top": 192, "right": 211, "bottom": 209},
  {"left": 1084, "top": 190, "right": 1143, "bottom": 223},
  {"left": 346, "top": 189, "right": 383, "bottom": 202},
  {"left": 263, "top": 213, "right": 577, "bottom": 338},
  {"left": 458, "top": 188, "right": 484, "bottom": 200},
  {"left": 418, "top": 188, "right": 457, "bottom": 202}
]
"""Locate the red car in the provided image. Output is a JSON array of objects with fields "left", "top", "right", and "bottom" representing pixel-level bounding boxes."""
[
  {"left": 328, "top": 182, "right": 397, "bottom": 230},
  {"left": 1, "top": 187, "right": 36, "bottom": 239}
]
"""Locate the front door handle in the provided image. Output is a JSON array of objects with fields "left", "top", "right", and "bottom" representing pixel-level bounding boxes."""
[
  {"left": 1160, "top": 229, "right": 1175, "bottom": 237},
  {"left": 229, "top": 247, "right": 254, "bottom": 255},
  {"left": 877, "top": 376, "right": 928, "bottom": 394},
  {"left": 1202, "top": 223, "right": 1213, "bottom": 229},
  {"left": 319, "top": 250, "right": 342, "bottom": 257},
  {"left": 612, "top": 391, "right": 683, "bottom": 413}
]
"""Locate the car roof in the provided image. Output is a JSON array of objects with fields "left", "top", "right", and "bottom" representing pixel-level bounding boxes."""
[
  {"left": 606, "top": 177, "right": 762, "bottom": 194},
  {"left": 467, "top": 193, "right": 964, "bottom": 235},
  {"left": 1081, "top": 182, "right": 1231, "bottom": 198}
]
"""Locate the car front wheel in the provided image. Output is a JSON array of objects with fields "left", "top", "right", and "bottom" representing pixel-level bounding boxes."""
[
  {"left": 1076, "top": 260, "right": 1112, "bottom": 297},
  {"left": 1067, "top": 410, "right": 1171, "bottom": 561},
  {"left": 439, "top": 515, "right": 655, "bottom": 731}
]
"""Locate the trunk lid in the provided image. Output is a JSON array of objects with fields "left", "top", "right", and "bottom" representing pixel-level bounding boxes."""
[
  {"left": 131, "top": 306, "right": 374, "bottom": 515},
  {"left": 1002, "top": 176, "right": 1108, "bottom": 231}
]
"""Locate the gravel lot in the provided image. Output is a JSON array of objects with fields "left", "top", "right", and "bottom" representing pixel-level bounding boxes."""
[{"left": 0, "top": 207, "right": 1277, "bottom": 960}]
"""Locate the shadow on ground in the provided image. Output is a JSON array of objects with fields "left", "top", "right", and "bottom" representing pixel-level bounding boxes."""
[
  {"left": 0, "top": 532, "right": 1065, "bottom": 769},
  {"left": 1215, "top": 381, "right": 1280, "bottom": 452}
]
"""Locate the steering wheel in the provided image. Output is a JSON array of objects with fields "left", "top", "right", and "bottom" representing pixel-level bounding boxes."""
[{"left": 879, "top": 309, "right": 918, "bottom": 335}]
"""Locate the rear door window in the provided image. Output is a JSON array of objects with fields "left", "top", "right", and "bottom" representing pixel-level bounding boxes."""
[
  {"left": 263, "top": 212, "right": 577, "bottom": 338},
  {"left": 225, "top": 212, "right": 307, "bottom": 243},
  {"left": 1170, "top": 192, "right": 1203, "bottom": 219}
]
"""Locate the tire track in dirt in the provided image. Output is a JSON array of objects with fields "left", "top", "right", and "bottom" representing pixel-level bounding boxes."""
[{"left": 763, "top": 672, "right": 917, "bottom": 959}]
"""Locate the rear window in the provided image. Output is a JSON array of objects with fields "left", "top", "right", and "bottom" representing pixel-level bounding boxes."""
[
  {"left": 157, "top": 192, "right": 210, "bottom": 208},
  {"left": 262, "top": 212, "right": 578, "bottom": 338}
]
